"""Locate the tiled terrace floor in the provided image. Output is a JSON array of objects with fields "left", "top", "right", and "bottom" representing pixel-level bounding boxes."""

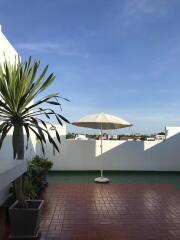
[
  {"left": 40, "top": 183, "right": 180, "bottom": 240},
  {"left": 2, "top": 183, "right": 180, "bottom": 240}
]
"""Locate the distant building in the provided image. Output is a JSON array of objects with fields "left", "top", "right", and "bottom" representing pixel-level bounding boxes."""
[
  {"left": 155, "top": 134, "right": 165, "bottom": 141},
  {"left": 75, "top": 135, "right": 88, "bottom": 140},
  {"left": 99, "top": 135, "right": 107, "bottom": 140},
  {"left": 107, "top": 135, "right": 118, "bottom": 140},
  {"left": 120, "top": 136, "right": 134, "bottom": 141},
  {"left": 146, "top": 137, "right": 155, "bottom": 141}
]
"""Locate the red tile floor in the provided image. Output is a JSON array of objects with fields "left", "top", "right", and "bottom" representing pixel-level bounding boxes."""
[
  {"left": 2, "top": 183, "right": 180, "bottom": 240},
  {"left": 0, "top": 207, "right": 10, "bottom": 240}
]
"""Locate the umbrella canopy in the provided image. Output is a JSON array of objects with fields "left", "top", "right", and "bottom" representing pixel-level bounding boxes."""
[
  {"left": 72, "top": 113, "right": 132, "bottom": 130},
  {"left": 72, "top": 113, "right": 132, "bottom": 183}
]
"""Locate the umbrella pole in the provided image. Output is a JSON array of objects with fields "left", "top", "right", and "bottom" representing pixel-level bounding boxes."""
[
  {"left": 100, "top": 124, "right": 103, "bottom": 178},
  {"left": 94, "top": 123, "right": 109, "bottom": 183}
]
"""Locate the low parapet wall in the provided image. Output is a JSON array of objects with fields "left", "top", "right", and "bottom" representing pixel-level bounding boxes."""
[
  {"left": 38, "top": 131, "right": 180, "bottom": 171},
  {"left": 0, "top": 160, "right": 27, "bottom": 205}
]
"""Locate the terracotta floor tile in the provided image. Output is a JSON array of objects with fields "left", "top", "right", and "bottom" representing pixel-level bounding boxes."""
[{"left": 2, "top": 183, "right": 180, "bottom": 239}]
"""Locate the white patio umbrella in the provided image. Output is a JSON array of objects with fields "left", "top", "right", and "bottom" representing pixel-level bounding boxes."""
[{"left": 72, "top": 113, "right": 132, "bottom": 183}]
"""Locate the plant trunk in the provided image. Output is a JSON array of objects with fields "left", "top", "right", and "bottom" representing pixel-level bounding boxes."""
[
  {"left": 12, "top": 124, "right": 25, "bottom": 207},
  {"left": 12, "top": 124, "right": 24, "bottom": 160}
]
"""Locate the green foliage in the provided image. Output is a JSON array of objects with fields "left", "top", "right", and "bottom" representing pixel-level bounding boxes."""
[
  {"left": 0, "top": 57, "right": 69, "bottom": 205},
  {"left": 157, "top": 132, "right": 165, "bottom": 135},
  {"left": 66, "top": 132, "right": 75, "bottom": 139},
  {"left": 23, "top": 155, "right": 53, "bottom": 200},
  {"left": 31, "top": 155, "right": 53, "bottom": 170},
  {"left": 23, "top": 176, "right": 38, "bottom": 200},
  {"left": 0, "top": 57, "right": 69, "bottom": 157},
  {"left": 140, "top": 135, "right": 146, "bottom": 141}
]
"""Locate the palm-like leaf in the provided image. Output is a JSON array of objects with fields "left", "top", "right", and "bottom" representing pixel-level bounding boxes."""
[{"left": 0, "top": 57, "right": 69, "bottom": 159}]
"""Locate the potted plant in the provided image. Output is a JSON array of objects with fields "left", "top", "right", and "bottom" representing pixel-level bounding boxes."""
[
  {"left": 30, "top": 155, "right": 53, "bottom": 191},
  {"left": 27, "top": 155, "right": 53, "bottom": 194},
  {"left": 0, "top": 57, "right": 69, "bottom": 238}
]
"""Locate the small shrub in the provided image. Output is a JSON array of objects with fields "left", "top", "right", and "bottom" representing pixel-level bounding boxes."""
[{"left": 23, "top": 155, "right": 53, "bottom": 199}]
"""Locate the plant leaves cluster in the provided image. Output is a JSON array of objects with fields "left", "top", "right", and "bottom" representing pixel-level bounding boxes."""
[
  {"left": 0, "top": 57, "right": 69, "bottom": 157},
  {"left": 23, "top": 155, "right": 53, "bottom": 199}
]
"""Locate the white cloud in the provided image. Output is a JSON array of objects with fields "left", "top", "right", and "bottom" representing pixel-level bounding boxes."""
[
  {"left": 111, "top": 0, "right": 170, "bottom": 26},
  {"left": 15, "top": 42, "right": 89, "bottom": 58},
  {"left": 125, "top": 0, "right": 168, "bottom": 17}
]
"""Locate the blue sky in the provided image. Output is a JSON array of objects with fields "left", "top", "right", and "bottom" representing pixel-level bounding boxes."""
[{"left": 1, "top": 0, "right": 180, "bottom": 134}]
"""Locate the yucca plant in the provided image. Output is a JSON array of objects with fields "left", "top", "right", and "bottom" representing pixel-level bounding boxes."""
[{"left": 0, "top": 57, "right": 69, "bottom": 206}]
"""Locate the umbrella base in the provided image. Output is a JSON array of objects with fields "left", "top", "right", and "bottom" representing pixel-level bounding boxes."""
[{"left": 94, "top": 177, "right": 109, "bottom": 183}]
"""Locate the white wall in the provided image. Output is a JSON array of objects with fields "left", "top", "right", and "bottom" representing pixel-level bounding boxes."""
[
  {"left": 36, "top": 125, "right": 67, "bottom": 167},
  {"left": 36, "top": 125, "right": 180, "bottom": 171},
  {"left": 0, "top": 29, "right": 25, "bottom": 205},
  {"left": 0, "top": 127, "right": 36, "bottom": 161},
  {"left": 165, "top": 126, "right": 180, "bottom": 139},
  {"left": 0, "top": 26, "right": 18, "bottom": 64},
  {"left": 0, "top": 28, "right": 36, "bottom": 161},
  {"left": 0, "top": 160, "right": 27, "bottom": 205}
]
